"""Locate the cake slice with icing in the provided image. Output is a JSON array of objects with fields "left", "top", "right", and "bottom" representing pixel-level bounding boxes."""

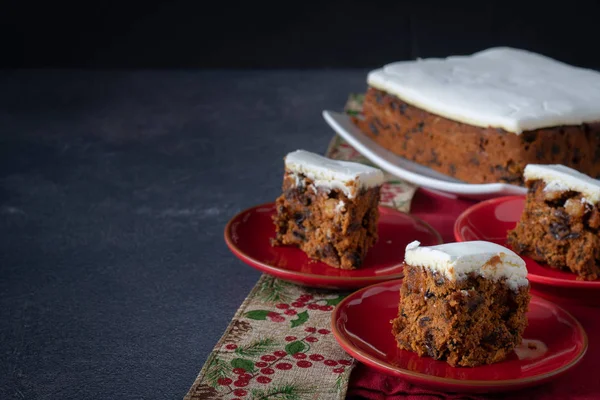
[
  {"left": 392, "top": 240, "right": 530, "bottom": 367},
  {"left": 272, "top": 150, "right": 384, "bottom": 269},
  {"left": 508, "top": 164, "right": 600, "bottom": 279}
]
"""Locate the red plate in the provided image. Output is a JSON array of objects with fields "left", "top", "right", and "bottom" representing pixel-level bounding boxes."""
[
  {"left": 332, "top": 280, "right": 587, "bottom": 393},
  {"left": 454, "top": 196, "right": 600, "bottom": 305},
  {"left": 224, "top": 203, "right": 442, "bottom": 289}
]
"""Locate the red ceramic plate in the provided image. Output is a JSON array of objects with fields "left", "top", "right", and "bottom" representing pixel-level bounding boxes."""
[
  {"left": 454, "top": 196, "right": 600, "bottom": 304},
  {"left": 224, "top": 203, "right": 442, "bottom": 289},
  {"left": 332, "top": 280, "right": 587, "bottom": 393}
]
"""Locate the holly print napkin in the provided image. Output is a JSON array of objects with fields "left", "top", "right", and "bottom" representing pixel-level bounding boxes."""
[{"left": 185, "top": 276, "right": 354, "bottom": 399}]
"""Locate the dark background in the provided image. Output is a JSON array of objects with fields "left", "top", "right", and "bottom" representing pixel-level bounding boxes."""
[
  {"left": 2, "top": 2, "right": 600, "bottom": 399},
  {"left": 2, "top": 0, "right": 600, "bottom": 69}
]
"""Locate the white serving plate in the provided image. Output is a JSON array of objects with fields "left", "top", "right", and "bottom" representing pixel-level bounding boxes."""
[{"left": 322, "top": 110, "right": 527, "bottom": 200}]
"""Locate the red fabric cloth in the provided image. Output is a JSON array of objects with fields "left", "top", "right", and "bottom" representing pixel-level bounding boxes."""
[{"left": 347, "top": 188, "right": 598, "bottom": 400}]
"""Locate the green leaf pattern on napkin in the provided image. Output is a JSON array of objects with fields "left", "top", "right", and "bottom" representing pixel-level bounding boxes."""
[
  {"left": 186, "top": 275, "right": 355, "bottom": 400},
  {"left": 289, "top": 310, "right": 309, "bottom": 328}
]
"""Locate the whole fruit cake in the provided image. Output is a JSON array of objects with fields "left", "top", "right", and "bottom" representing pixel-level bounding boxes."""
[{"left": 353, "top": 47, "right": 600, "bottom": 184}]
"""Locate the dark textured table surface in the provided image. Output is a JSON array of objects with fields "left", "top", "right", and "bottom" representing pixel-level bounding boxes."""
[{"left": 0, "top": 70, "right": 368, "bottom": 399}]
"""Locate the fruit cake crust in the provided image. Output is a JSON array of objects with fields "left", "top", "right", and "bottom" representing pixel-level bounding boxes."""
[
  {"left": 271, "top": 171, "right": 380, "bottom": 269},
  {"left": 392, "top": 264, "right": 530, "bottom": 367},
  {"left": 353, "top": 87, "right": 600, "bottom": 185},
  {"left": 508, "top": 180, "right": 600, "bottom": 280}
]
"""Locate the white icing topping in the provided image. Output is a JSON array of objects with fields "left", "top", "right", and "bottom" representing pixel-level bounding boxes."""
[
  {"left": 367, "top": 47, "right": 600, "bottom": 133},
  {"left": 285, "top": 150, "right": 384, "bottom": 199},
  {"left": 404, "top": 240, "right": 528, "bottom": 291},
  {"left": 524, "top": 164, "right": 600, "bottom": 204},
  {"left": 544, "top": 180, "right": 570, "bottom": 193}
]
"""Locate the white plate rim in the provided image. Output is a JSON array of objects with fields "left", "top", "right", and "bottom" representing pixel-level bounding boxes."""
[{"left": 323, "top": 110, "right": 528, "bottom": 198}]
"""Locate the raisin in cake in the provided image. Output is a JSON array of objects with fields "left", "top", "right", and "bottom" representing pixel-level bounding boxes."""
[
  {"left": 353, "top": 47, "right": 600, "bottom": 184},
  {"left": 508, "top": 164, "right": 600, "bottom": 280},
  {"left": 272, "top": 150, "right": 384, "bottom": 269},
  {"left": 392, "top": 240, "right": 530, "bottom": 367}
]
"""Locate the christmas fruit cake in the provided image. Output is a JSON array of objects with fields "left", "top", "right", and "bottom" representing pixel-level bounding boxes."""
[
  {"left": 271, "top": 150, "right": 384, "bottom": 269},
  {"left": 508, "top": 164, "right": 600, "bottom": 280},
  {"left": 392, "top": 240, "right": 530, "bottom": 367},
  {"left": 352, "top": 47, "right": 600, "bottom": 185}
]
